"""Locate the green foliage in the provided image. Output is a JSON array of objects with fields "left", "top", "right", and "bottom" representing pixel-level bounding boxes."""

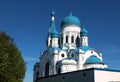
[{"left": 0, "top": 32, "right": 26, "bottom": 82}]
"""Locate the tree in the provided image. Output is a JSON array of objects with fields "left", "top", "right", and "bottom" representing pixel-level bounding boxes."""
[{"left": 0, "top": 32, "right": 26, "bottom": 82}]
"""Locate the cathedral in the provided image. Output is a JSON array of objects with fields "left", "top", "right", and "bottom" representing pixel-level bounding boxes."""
[{"left": 33, "top": 11, "right": 120, "bottom": 82}]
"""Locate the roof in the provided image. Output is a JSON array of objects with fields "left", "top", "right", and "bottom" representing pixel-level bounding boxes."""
[
  {"left": 85, "top": 55, "right": 102, "bottom": 64},
  {"left": 94, "top": 68, "right": 120, "bottom": 72},
  {"left": 50, "top": 28, "right": 59, "bottom": 37}
]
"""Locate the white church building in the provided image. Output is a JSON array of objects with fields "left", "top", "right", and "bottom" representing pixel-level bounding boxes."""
[{"left": 33, "top": 11, "right": 120, "bottom": 82}]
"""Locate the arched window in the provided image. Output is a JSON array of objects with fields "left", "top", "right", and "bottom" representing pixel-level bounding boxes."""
[
  {"left": 71, "top": 36, "right": 74, "bottom": 43},
  {"left": 45, "top": 62, "right": 50, "bottom": 77},
  {"left": 66, "top": 36, "right": 68, "bottom": 43},
  {"left": 71, "top": 54, "right": 74, "bottom": 57},
  {"left": 76, "top": 36, "right": 79, "bottom": 47},
  {"left": 61, "top": 37, "right": 63, "bottom": 44}
]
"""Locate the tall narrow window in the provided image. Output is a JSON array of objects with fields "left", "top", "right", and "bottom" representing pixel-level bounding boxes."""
[
  {"left": 58, "top": 68, "right": 61, "bottom": 74},
  {"left": 45, "top": 62, "right": 50, "bottom": 77},
  {"left": 61, "top": 37, "right": 63, "bottom": 44},
  {"left": 71, "top": 36, "right": 74, "bottom": 43},
  {"left": 66, "top": 36, "right": 68, "bottom": 43},
  {"left": 58, "top": 39, "right": 60, "bottom": 46},
  {"left": 76, "top": 36, "right": 79, "bottom": 47}
]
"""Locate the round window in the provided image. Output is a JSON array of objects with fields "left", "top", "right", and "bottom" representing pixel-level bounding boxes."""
[
  {"left": 71, "top": 54, "right": 74, "bottom": 57},
  {"left": 61, "top": 54, "right": 64, "bottom": 57},
  {"left": 91, "top": 51, "right": 93, "bottom": 53}
]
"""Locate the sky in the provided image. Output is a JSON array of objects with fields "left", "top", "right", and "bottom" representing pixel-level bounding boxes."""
[{"left": 0, "top": 0, "right": 120, "bottom": 82}]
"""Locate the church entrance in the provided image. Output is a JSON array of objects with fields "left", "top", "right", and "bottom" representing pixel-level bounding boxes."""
[{"left": 45, "top": 62, "right": 50, "bottom": 77}]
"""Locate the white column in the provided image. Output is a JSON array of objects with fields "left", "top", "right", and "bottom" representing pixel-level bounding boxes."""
[
  {"left": 51, "top": 38, "right": 59, "bottom": 47},
  {"left": 81, "top": 36, "right": 88, "bottom": 46},
  {"left": 68, "top": 34, "right": 71, "bottom": 43},
  {"left": 63, "top": 34, "right": 66, "bottom": 44},
  {"left": 48, "top": 37, "right": 51, "bottom": 46}
]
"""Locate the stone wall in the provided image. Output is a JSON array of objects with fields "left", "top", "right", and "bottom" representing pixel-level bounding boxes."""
[{"left": 36, "top": 68, "right": 94, "bottom": 82}]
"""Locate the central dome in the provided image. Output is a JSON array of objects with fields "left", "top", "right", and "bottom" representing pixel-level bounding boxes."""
[{"left": 61, "top": 12, "right": 81, "bottom": 28}]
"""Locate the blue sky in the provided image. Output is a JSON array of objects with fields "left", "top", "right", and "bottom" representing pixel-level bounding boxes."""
[{"left": 0, "top": 0, "right": 120, "bottom": 82}]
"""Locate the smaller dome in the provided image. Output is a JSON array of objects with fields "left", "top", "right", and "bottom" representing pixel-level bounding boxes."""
[
  {"left": 51, "top": 29, "right": 59, "bottom": 37},
  {"left": 61, "top": 12, "right": 81, "bottom": 28},
  {"left": 85, "top": 55, "right": 102, "bottom": 64},
  {"left": 80, "top": 27, "right": 88, "bottom": 36},
  {"left": 49, "top": 21, "right": 59, "bottom": 37}
]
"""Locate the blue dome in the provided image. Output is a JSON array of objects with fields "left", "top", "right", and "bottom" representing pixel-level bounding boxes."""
[
  {"left": 49, "top": 21, "right": 59, "bottom": 37},
  {"left": 85, "top": 55, "right": 102, "bottom": 64},
  {"left": 51, "top": 29, "right": 59, "bottom": 37},
  {"left": 80, "top": 27, "right": 88, "bottom": 36},
  {"left": 79, "top": 46, "right": 90, "bottom": 51},
  {"left": 61, "top": 13, "right": 81, "bottom": 28}
]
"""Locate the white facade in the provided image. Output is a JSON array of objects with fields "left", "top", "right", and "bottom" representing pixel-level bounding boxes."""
[
  {"left": 94, "top": 69, "right": 120, "bottom": 82},
  {"left": 33, "top": 11, "right": 108, "bottom": 82}
]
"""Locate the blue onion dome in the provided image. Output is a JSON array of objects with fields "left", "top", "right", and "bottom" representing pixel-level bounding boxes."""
[
  {"left": 80, "top": 26, "right": 88, "bottom": 36},
  {"left": 51, "top": 29, "right": 59, "bottom": 37},
  {"left": 61, "top": 12, "right": 81, "bottom": 28},
  {"left": 85, "top": 55, "right": 102, "bottom": 64},
  {"left": 49, "top": 21, "right": 59, "bottom": 38},
  {"left": 49, "top": 24, "right": 59, "bottom": 37}
]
